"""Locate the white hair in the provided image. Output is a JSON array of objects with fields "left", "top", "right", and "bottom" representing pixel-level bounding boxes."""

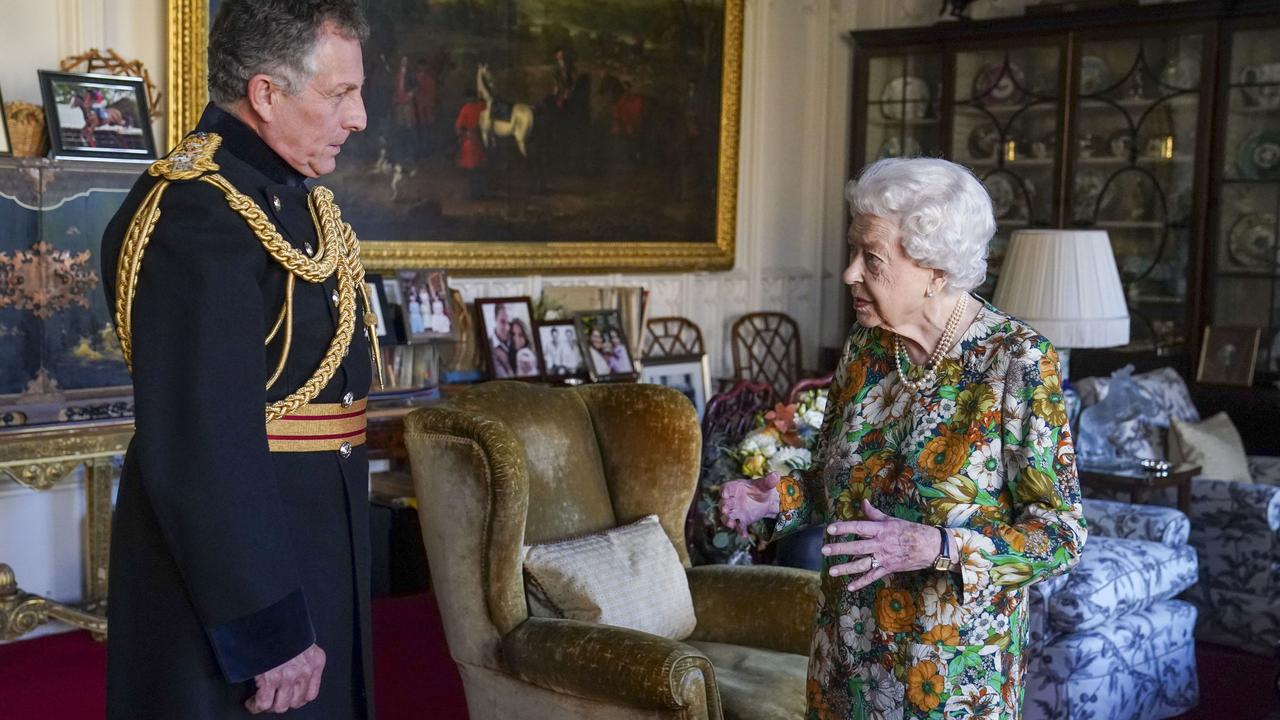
[{"left": 844, "top": 158, "right": 996, "bottom": 293}]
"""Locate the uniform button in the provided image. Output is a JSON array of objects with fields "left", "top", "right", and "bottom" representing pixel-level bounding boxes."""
[
  {"left": 331, "top": 289, "right": 339, "bottom": 305},
  {"left": 341, "top": 391, "right": 354, "bottom": 408},
  {"left": 304, "top": 242, "right": 314, "bottom": 256},
  {"left": 339, "top": 442, "right": 352, "bottom": 459},
  {"left": 271, "top": 195, "right": 282, "bottom": 211}
]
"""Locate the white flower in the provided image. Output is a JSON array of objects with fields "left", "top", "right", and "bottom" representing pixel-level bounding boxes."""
[
  {"left": 838, "top": 606, "right": 873, "bottom": 653},
  {"left": 808, "top": 624, "right": 837, "bottom": 685},
  {"left": 968, "top": 444, "right": 1001, "bottom": 489},
  {"left": 741, "top": 430, "right": 779, "bottom": 457},
  {"left": 768, "top": 446, "right": 812, "bottom": 473},
  {"left": 865, "top": 375, "right": 909, "bottom": 425},
  {"left": 1027, "top": 416, "right": 1053, "bottom": 453},
  {"left": 865, "top": 663, "right": 905, "bottom": 717},
  {"left": 920, "top": 580, "right": 964, "bottom": 628},
  {"left": 815, "top": 394, "right": 829, "bottom": 413},
  {"left": 801, "top": 409, "right": 825, "bottom": 430}
]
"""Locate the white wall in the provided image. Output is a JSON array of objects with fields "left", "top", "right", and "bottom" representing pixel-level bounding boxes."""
[{"left": 1, "top": 0, "right": 1034, "bottom": 636}]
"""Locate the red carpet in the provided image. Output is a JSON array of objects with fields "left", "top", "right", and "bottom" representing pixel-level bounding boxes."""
[
  {"left": 0, "top": 595, "right": 1273, "bottom": 719},
  {"left": 0, "top": 593, "right": 468, "bottom": 720}
]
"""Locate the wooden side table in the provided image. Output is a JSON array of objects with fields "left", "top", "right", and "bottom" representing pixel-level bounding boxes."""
[{"left": 1078, "top": 462, "right": 1201, "bottom": 515}]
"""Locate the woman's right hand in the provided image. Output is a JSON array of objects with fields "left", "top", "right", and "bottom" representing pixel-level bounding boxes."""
[{"left": 720, "top": 472, "right": 782, "bottom": 538}]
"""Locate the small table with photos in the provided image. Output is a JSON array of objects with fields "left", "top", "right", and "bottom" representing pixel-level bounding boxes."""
[{"left": 1078, "top": 459, "right": 1200, "bottom": 515}]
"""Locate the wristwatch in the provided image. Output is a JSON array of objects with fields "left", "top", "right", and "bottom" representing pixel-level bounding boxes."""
[{"left": 932, "top": 527, "right": 951, "bottom": 571}]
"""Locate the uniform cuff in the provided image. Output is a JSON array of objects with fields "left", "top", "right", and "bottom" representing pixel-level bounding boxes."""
[{"left": 205, "top": 588, "right": 315, "bottom": 683}]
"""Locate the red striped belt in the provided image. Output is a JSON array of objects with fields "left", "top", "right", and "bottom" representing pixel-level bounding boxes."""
[{"left": 265, "top": 398, "right": 367, "bottom": 453}]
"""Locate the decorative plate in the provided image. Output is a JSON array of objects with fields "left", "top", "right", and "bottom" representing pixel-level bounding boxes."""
[
  {"left": 1239, "top": 63, "right": 1280, "bottom": 110},
  {"left": 984, "top": 174, "right": 1018, "bottom": 219},
  {"left": 1079, "top": 56, "right": 1110, "bottom": 95},
  {"left": 1237, "top": 131, "right": 1280, "bottom": 180},
  {"left": 973, "top": 62, "right": 1026, "bottom": 105},
  {"left": 1228, "top": 213, "right": 1278, "bottom": 269},
  {"left": 880, "top": 76, "right": 931, "bottom": 120},
  {"left": 1108, "top": 129, "right": 1133, "bottom": 159},
  {"left": 1159, "top": 57, "right": 1200, "bottom": 90},
  {"left": 967, "top": 123, "right": 1001, "bottom": 159},
  {"left": 1072, "top": 170, "right": 1107, "bottom": 221},
  {"left": 878, "top": 135, "right": 923, "bottom": 159}
]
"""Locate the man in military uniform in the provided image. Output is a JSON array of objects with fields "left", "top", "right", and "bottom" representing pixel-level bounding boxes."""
[{"left": 100, "top": 1, "right": 380, "bottom": 716}]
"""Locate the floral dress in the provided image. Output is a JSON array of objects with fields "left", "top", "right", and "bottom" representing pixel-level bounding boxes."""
[{"left": 774, "top": 298, "right": 1088, "bottom": 720}]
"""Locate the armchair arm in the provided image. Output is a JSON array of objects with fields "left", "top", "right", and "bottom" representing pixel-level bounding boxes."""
[
  {"left": 1083, "top": 498, "right": 1190, "bottom": 546},
  {"left": 502, "top": 617, "right": 720, "bottom": 717},
  {"left": 685, "top": 564, "right": 820, "bottom": 656},
  {"left": 1189, "top": 476, "right": 1280, "bottom": 533}
]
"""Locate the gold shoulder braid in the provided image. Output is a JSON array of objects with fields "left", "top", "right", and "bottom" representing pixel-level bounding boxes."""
[{"left": 114, "top": 132, "right": 384, "bottom": 426}]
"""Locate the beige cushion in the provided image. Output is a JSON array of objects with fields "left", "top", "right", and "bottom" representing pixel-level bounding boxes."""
[
  {"left": 1169, "top": 412, "right": 1251, "bottom": 482},
  {"left": 523, "top": 514, "right": 697, "bottom": 640}
]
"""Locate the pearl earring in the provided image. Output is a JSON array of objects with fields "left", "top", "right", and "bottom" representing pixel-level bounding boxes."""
[{"left": 927, "top": 289, "right": 936, "bottom": 298}]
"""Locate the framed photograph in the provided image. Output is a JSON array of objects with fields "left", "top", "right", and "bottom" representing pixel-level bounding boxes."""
[
  {"left": 0, "top": 84, "right": 11, "bottom": 157},
  {"left": 1196, "top": 325, "right": 1261, "bottom": 387},
  {"left": 640, "top": 354, "right": 712, "bottom": 419},
  {"left": 396, "top": 269, "right": 454, "bottom": 342},
  {"left": 537, "top": 320, "right": 587, "bottom": 383},
  {"left": 378, "top": 275, "right": 407, "bottom": 344},
  {"left": 363, "top": 273, "right": 393, "bottom": 343},
  {"left": 475, "top": 297, "right": 541, "bottom": 380},
  {"left": 38, "top": 70, "right": 156, "bottom": 161},
  {"left": 169, "top": 0, "right": 743, "bottom": 274},
  {"left": 575, "top": 310, "right": 636, "bottom": 382}
]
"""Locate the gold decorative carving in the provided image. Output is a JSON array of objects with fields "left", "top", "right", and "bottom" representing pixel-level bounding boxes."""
[
  {"left": 165, "top": 0, "right": 743, "bottom": 274},
  {"left": 0, "top": 420, "right": 132, "bottom": 640}
]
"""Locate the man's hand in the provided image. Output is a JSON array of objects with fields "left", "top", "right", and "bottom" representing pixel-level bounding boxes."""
[{"left": 245, "top": 643, "right": 326, "bottom": 715}]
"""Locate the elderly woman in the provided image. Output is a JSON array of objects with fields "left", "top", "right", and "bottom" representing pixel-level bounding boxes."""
[{"left": 722, "top": 157, "right": 1087, "bottom": 719}]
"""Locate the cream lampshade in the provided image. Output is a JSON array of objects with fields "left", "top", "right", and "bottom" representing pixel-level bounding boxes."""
[{"left": 992, "top": 229, "right": 1130, "bottom": 380}]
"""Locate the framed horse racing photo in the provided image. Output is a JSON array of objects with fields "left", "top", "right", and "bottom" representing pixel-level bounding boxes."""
[
  {"left": 168, "top": 0, "right": 743, "bottom": 274},
  {"left": 39, "top": 70, "right": 156, "bottom": 161}
]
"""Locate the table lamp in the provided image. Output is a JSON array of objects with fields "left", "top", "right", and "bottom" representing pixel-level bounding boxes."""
[{"left": 991, "top": 229, "right": 1130, "bottom": 381}]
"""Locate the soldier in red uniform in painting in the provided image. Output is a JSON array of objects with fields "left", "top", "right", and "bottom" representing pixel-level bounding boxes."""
[{"left": 454, "top": 86, "right": 487, "bottom": 200}]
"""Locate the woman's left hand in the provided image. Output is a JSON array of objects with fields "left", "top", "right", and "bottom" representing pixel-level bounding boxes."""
[{"left": 822, "top": 499, "right": 943, "bottom": 592}]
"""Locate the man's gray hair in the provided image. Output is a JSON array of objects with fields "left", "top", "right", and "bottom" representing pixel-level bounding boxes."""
[
  {"left": 845, "top": 158, "right": 996, "bottom": 293},
  {"left": 208, "top": 0, "right": 369, "bottom": 106}
]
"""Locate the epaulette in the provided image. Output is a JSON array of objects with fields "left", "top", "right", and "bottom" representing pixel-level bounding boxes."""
[{"left": 147, "top": 132, "right": 222, "bottom": 181}]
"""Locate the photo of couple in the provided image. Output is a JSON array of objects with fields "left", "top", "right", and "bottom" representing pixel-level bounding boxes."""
[{"left": 478, "top": 299, "right": 540, "bottom": 380}]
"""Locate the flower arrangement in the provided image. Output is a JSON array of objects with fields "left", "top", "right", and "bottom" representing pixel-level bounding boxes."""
[{"left": 693, "top": 388, "right": 828, "bottom": 564}]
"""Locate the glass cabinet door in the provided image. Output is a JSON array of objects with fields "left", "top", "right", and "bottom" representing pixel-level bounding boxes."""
[
  {"left": 862, "top": 52, "right": 945, "bottom": 165},
  {"left": 951, "top": 44, "right": 1062, "bottom": 294},
  {"left": 1213, "top": 25, "right": 1280, "bottom": 379},
  {"left": 1069, "top": 32, "right": 1206, "bottom": 354}
]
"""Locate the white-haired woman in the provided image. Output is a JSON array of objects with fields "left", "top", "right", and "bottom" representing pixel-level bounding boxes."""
[{"left": 722, "top": 158, "right": 1087, "bottom": 719}]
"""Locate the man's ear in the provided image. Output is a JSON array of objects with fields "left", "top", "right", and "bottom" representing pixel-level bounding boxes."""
[{"left": 245, "top": 74, "right": 278, "bottom": 123}]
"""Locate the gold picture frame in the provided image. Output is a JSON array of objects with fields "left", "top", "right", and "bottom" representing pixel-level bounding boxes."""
[{"left": 165, "top": 0, "right": 742, "bottom": 274}]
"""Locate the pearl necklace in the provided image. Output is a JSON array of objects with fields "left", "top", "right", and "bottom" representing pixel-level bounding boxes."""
[{"left": 894, "top": 293, "right": 969, "bottom": 392}]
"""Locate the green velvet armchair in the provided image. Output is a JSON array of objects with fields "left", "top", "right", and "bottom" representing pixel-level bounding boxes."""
[{"left": 403, "top": 381, "right": 820, "bottom": 720}]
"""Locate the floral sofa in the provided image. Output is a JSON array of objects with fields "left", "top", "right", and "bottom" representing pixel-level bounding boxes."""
[
  {"left": 1075, "top": 367, "right": 1280, "bottom": 656},
  {"left": 1025, "top": 498, "right": 1200, "bottom": 720}
]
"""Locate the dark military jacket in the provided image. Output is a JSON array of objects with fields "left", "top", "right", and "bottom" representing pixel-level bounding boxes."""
[{"left": 101, "top": 104, "right": 373, "bottom": 719}]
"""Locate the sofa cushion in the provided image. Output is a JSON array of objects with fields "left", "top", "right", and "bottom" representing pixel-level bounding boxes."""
[
  {"left": 523, "top": 514, "right": 697, "bottom": 640},
  {"left": 1075, "top": 367, "right": 1200, "bottom": 459},
  {"left": 1170, "top": 412, "right": 1251, "bottom": 482},
  {"left": 688, "top": 640, "right": 807, "bottom": 720},
  {"left": 1047, "top": 536, "right": 1198, "bottom": 633}
]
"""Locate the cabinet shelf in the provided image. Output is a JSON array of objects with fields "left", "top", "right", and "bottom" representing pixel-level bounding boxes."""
[{"left": 1078, "top": 96, "right": 1198, "bottom": 111}]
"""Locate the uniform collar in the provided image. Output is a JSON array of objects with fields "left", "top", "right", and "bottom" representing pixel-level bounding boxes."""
[{"left": 195, "top": 103, "right": 308, "bottom": 188}]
